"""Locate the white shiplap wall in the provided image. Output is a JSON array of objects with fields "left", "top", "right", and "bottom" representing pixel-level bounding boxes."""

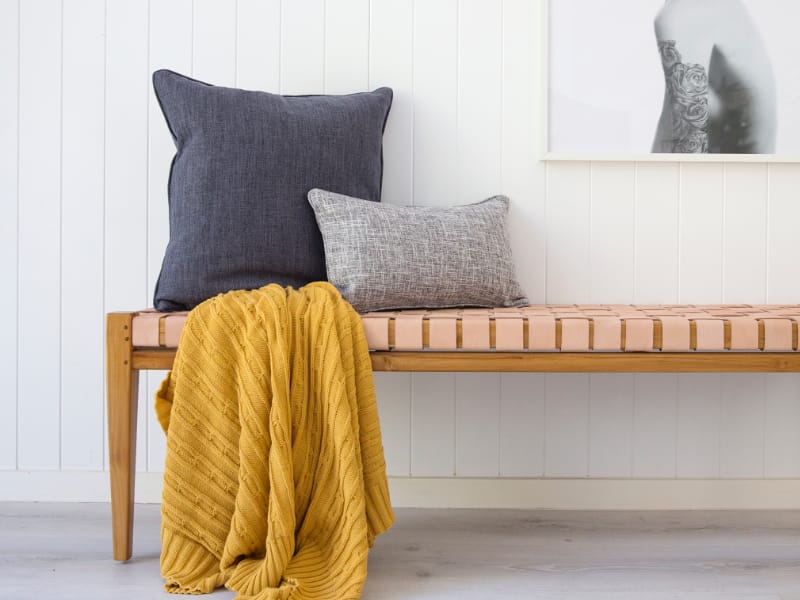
[{"left": 2, "top": 0, "right": 800, "bottom": 504}]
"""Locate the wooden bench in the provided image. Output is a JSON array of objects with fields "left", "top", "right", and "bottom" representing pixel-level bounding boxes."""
[{"left": 107, "top": 304, "right": 800, "bottom": 560}]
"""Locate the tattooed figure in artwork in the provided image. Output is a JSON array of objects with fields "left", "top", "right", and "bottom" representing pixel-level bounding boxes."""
[{"left": 652, "top": 0, "right": 776, "bottom": 154}]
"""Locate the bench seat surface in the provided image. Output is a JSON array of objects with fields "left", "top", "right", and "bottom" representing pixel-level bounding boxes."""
[{"left": 132, "top": 305, "right": 800, "bottom": 353}]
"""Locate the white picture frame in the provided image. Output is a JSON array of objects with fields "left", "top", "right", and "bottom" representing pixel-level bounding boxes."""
[{"left": 543, "top": 0, "right": 800, "bottom": 162}]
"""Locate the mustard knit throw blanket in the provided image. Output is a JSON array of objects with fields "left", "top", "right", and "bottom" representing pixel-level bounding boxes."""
[{"left": 154, "top": 282, "right": 395, "bottom": 599}]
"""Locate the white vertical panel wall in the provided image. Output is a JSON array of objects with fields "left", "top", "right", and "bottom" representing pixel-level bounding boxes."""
[
  {"left": 17, "top": 0, "right": 62, "bottom": 470},
  {"left": 147, "top": 0, "right": 192, "bottom": 473},
  {"left": 0, "top": 0, "right": 20, "bottom": 471},
  {"left": 2, "top": 0, "right": 800, "bottom": 501},
  {"left": 61, "top": 0, "right": 105, "bottom": 471}
]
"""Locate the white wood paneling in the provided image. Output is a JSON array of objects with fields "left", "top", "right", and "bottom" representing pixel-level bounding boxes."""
[
  {"left": 502, "top": 0, "right": 545, "bottom": 303},
  {"left": 369, "top": 0, "right": 413, "bottom": 206},
  {"left": 0, "top": 0, "right": 19, "bottom": 470},
  {"left": 674, "top": 166, "right": 725, "bottom": 485},
  {"left": 147, "top": 0, "right": 192, "bottom": 473},
  {"left": 374, "top": 373, "right": 411, "bottom": 477},
  {"left": 391, "top": 0, "right": 449, "bottom": 477},
  {"left": 720, "top": 374, "right": 765, "bottom": 478},
  {"left": 633, "top": 374, "right": 678, "bottom": 477},
  {"left": 457, "top": 0, "right": 502, "bottom": 204},
  {"left": 545, "top": 162, "right": 591, "bottom": 303},
  {"left": 105, "top": 0, "right": 149, "bottom": 471},
  {"left": 452, "top": 0, "right": 503, "bottom": 479},
  {"left": 499, "top": 374, "right": 545, "bottom": 477},
  {"left": 723, "top": 164, "right": 767, "bottom": 303},
  {"left": 105, "top": 0, "right": 149, "bottom": 313},
  {"left": 678, "top": 163, "right": 724, "bottom": 303},
  {"left": 236, "top": 0, "right": 281, "bottom": 91},
  {"left": 147, "top": 5, "right": 192, "bottom": 276},
  {"left": 499, "top": 4, "right": 545, "bottom": 480},
  {"left": 765, "top": 374, "right": 800, "bottom": 477},
  {"left": 588, "top": 374, "right": 634, "bottom": 477},
  {"left": 413, "top": 0, "right": 457, "bottom": 207},
  {"left": 767, "top": 164, "right": 800, "bottom": 303},
  {"left": 61, "top": 0, "right": 105, "bottom": 470},
  {"left": 633, "top": 162, "right": 680, "bottom": 480},
  {"left": 634, "top": 162, "right": 679, "bottom": 303},
  {"left": 17, "top": 0, "right": 62, "bottom": 470},
  {"left": 763, "top": 148, "right": 800, "bottom": 486},
  {"left": 589, "top": 163, "right": 635, "bottom": 303},
  {"left": 5, "top": 0, "right": 800, "bottom": 501},
  {"left": 675, "top": 166, "right": 726, "bottom": 482},
  {"left": 411, "top": 373, "right": 455, "bottom": 477},
  {"left": 406, "top": 0, "right": 458, "bottom": 478},
  {"left": 280, "top": 0, "right": 324, "bottom": 94},
  {"left": 192, "top": 0, "right": 236, "bottom": 86},
  {"left": 455, "top": 373, "right": 500, "bottom": 476},
  {"left": 365, "top": 2, "right": 414, "bottom": 476},
  {"left": 545, "top": 374, "right": 590, "bottom": 477},
  {"left": 325, "top": 0, "right": 369, "bottom": 94},
  {"left": 677, "top": 374, "right": 722, "bottom": 478}
]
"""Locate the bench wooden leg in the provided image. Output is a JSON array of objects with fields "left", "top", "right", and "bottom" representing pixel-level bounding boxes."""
[{"left": 106, "top": 312, "right": 139, "bottom": 561}]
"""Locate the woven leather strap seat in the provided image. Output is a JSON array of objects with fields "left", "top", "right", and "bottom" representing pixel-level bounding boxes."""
[{"left": 132, "top": 305, "right": 800, "bottom": 353}]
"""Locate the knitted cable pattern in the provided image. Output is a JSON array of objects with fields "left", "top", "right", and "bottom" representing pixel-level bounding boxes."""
[{"left": 155, "top": 282, "right": 394, "bottom": 599}]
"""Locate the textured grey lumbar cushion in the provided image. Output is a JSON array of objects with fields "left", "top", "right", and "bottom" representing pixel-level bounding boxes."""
[
  {"left": 151, "top": 70, "right": 393, "bottom": 311},
  {"left": 308, "top": 189, "right": 529, "bottom": 312}
]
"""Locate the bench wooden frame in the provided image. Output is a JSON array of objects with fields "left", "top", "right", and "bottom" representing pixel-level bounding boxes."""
[{"left": 107, "top": 311, "right": 800, "bottom": 561}]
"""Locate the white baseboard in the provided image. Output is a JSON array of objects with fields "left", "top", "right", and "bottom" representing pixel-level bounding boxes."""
[
  {"left": 387, "top": 477, "right": 800, "bottom": 510},
  {"left": 3, "top": 471, "right": 800, "bottom": 509},
  {"left": 0, "top": 471, "right": 165, "bottom": 503}
]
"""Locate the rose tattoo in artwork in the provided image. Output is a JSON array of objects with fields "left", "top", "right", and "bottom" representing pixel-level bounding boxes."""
[{"left": 658, "top": 41, "right": 709, "bottom": 153}]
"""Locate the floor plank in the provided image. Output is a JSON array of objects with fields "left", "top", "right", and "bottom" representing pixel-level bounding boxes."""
[{"left": 1, "top": 503, "right": 799, "bottom": 599}]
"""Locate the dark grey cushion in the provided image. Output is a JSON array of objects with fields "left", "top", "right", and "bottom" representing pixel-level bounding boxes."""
[
  {"left": 308, "top": 189, "right": 529, "bottom": 312},
  {"left": 152, "top": 69, "right": 393, "bottom": 311}
]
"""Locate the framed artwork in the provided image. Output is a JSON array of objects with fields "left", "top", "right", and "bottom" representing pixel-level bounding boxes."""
[{"left": 545, "top": 0, "right": 800, "bottom": 161}]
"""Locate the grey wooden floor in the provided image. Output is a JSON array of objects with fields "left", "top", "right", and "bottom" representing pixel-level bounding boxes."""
[{"left": 1, "top": 503, "right": 800, "bottom": 599}]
